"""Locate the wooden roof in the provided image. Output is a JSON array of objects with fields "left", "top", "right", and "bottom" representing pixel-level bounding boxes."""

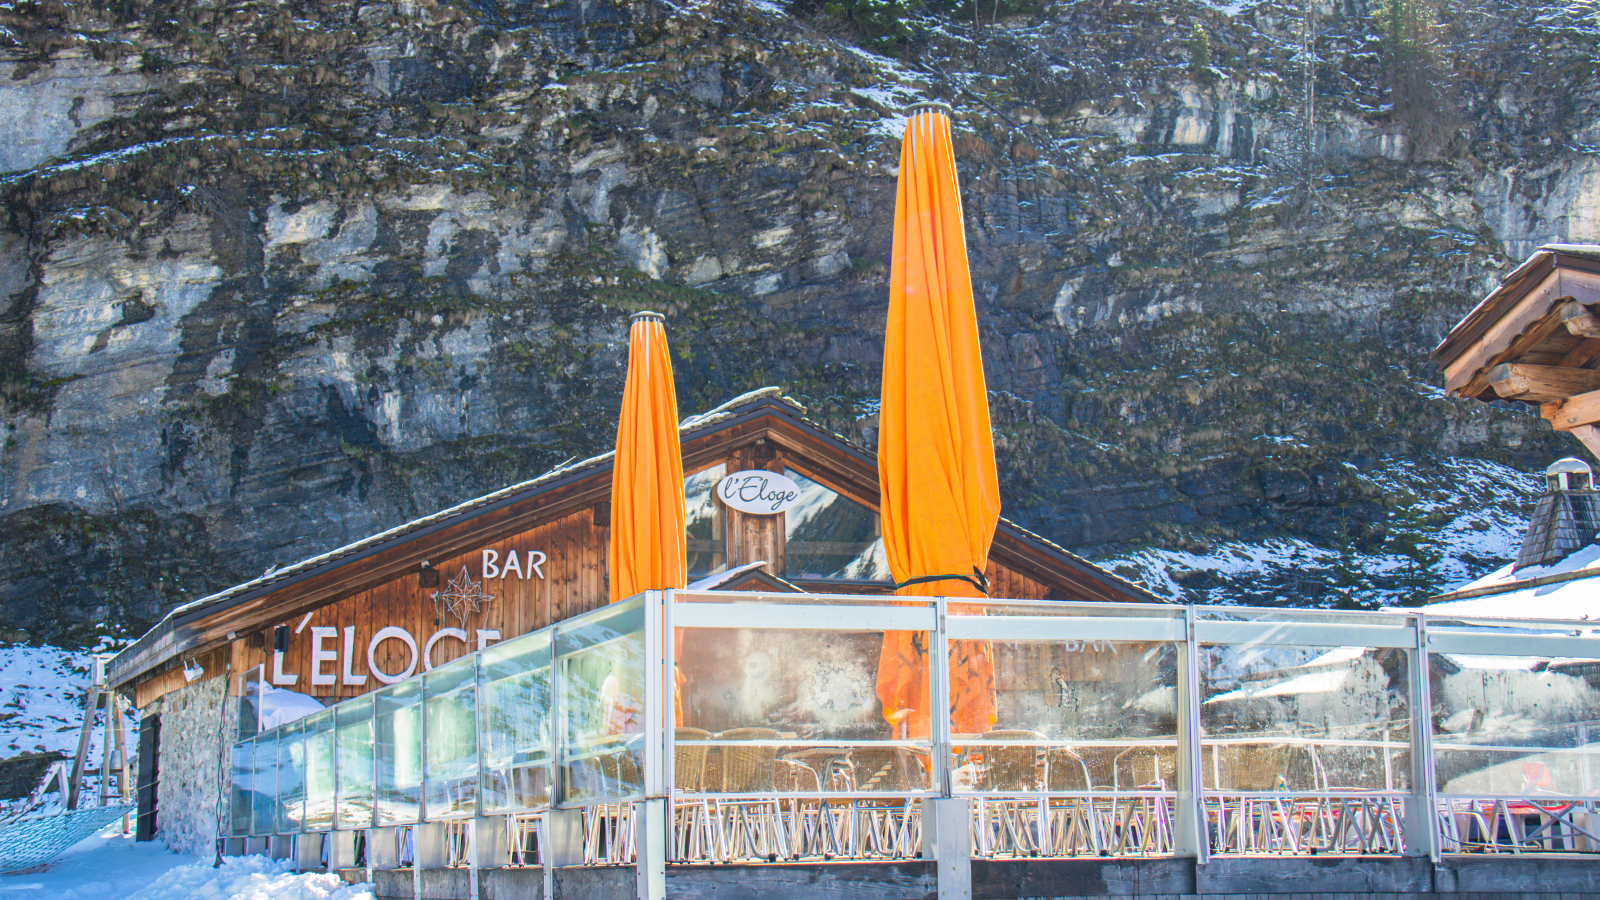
[
  {"left": 1433, "top": 245, "right": 1600, "bottom": 457},
  {"left": 108, "top": 389, "right": 1159, "bottom": 690}
]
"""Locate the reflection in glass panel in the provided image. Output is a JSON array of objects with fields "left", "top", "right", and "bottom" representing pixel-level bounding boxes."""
[
  {"left": 238, "top": 667, "right": 262, "bottom": 740},
  {"left": 1201, "top": 644, "right": 1410, "bottom": 792},
  {"left": 783, "top": 468, "right": 888, "bottom": 581},
  {"left": 374, "top": 681, "right": 423, "bottom": 825},
  {"left": 334, "top": 697, "right": 374, "bottom": 830},
  {"left": 958, "top": 636, "right": 1177, "bottom": 794},
  {"left": 479, "top": 632, "right": 554, "bottom": 812},
  {"left": 424, "top": 656, "right": 479, "bottom": 819},
  {"left": 1432, "top": 652, "right": 1600, "bottom": 797},
  {"left": 229, "top": 739, "right": 255, "bottom": 837},
  {"left": 685, "top": 463, "right": 726, "bottom": 578},
  {"left": 250, "top": 731, "right": 279, "bottom": 835},
  {"left": 558, "top": 602, "right": 646, "bottom": 804},
  {"left": 677, "top": 624, "right": 932, "bottom": 793},
  {"left": 301, "top": 711, "right": 336, "bottom": 831},
  {"left": 276, "top": 722, "right": 306, "bottom": 833}
]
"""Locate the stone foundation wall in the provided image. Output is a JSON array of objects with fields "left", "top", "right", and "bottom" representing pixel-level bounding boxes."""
[{"left": 144, "top": 674, "right": 230, "bottom": 856}]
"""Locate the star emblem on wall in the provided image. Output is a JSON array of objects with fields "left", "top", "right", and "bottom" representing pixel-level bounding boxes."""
[{"left": 433, "top": 567, "right": 495, "bottom": 627}]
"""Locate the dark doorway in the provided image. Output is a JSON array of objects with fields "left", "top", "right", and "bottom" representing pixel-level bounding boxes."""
[{"left": 134, "top": 715, "right": 160, "bottom": 841}]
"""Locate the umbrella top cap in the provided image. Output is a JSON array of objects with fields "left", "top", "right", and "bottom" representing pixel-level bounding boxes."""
[
  {"left": 630, "top": 310, "right": 665, "bottom": 324},
  {"left": 908, "top": 101, "right": 953, "bottom": 117}
]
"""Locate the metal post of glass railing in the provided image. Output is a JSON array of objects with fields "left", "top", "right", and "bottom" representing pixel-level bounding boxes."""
[
  {"left": 933, "top": 594, "right": 953, "bottom": 800},
  {"left": 1174, "top": 603, "right": 1208, "bottom": 863},
  {"left": 925, "top": 593, "right": 971, "bottom": 900},
  {"left": 1405, "top": 615, "right": 1440, "bottom": 862},
  {"left": 635, "top": 589, "right": 668, "bottom": 900}
]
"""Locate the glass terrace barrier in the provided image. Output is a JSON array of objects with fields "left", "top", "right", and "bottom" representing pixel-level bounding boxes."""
[{"left": 226, "top": 591, "right": 1600, "bottom": 865}]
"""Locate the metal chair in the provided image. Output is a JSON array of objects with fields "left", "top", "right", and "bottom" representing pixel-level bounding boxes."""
[
  {"left": 712, "top": 728, "right": 787, "bottom": 862},
  {"left": 848, "top": 747, "right": 925, "bottom": 860},
  {"left": 671, "top": 727, "right": 712, "bottom": 862},
  {"left": 1045, "top": 747, "right": 1104, "bottom": 855},
  {"left": 717, "top": 727, "right": 780, "bottom": 792},
  {"left": 1111, "top": 746, "right": 1175, "bottom": 855},
  {"left": 976, "top": 730, "right": 1046, "bottom": 857}
]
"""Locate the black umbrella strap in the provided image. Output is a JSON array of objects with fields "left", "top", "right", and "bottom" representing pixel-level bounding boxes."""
[{"left": 894, "top": 567, "right": 990, "bottom": 596}]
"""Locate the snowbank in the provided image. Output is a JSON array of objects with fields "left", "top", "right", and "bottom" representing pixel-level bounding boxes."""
[{"left": 0, "top": 829, "right": 374, "bottom": 900}]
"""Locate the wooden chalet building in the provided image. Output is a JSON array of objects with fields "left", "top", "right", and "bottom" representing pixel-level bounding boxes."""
[
  {"left": 108, "top": 388, "right": 1156, "bottom": 855},
  {"left": 1434, "top": 244, "right": 1600, "bottom": 455}
]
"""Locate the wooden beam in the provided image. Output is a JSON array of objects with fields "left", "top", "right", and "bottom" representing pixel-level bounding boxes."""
[
  {"left": 1560, "top": 299, "right": 1600, "bottom": 338},
  {"left": 1445, "top": 270, "right": 1564, "bottom": 394},
  {"left": 1561, "top": 266, "right": 1600, "bottom": 308},
  {"left": 1570, "top": 424, "right": 1600, "bottom": 462},
  {"left": 1488, "top": 363, "right": 1600, "bottom": 401},
  {"left": 1544, "top": 388, "right": 1600, "bottom": 431},
  {"left": 1557, "top": 337, "right": 1600, "bottom": 369}
]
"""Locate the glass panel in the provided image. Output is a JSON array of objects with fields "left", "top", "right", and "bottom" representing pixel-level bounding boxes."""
[
  {"left": 676, "top": 621, "right": 933, "bottom": 793},
  {"left": 686, "top": 463, "right": 727, "bottom": 578},
  {"left": 251, "top": 730, "right": 280, "bottom": 836},
  {"left": 276, "top": 721, "right": 306, "bottom": 833},
  {"left": 1433, "top": 651, "right": 1600, "bottom": 797},
  {"left": 229, "top": 739, "right": 255, "bottom": 837},
  {"left": 782, "top": 468, "right": 889, "bottom": 582},
  {"left": 479, "top": 631, "right": 554, "bottom": 812},
  {"left": 334, "top": 697, "right": 375, "bottom": 830},
  {"left": 558, "top": 600, "right": 646, "bottom": 803},
  {"left": 1201, "top": 643, "right": 1410, "bottom": 792},
  {"left": 259, "top": 682, "right": 325, "bottom": 730},
  {"left": 424, "top": 655, "right": 480, "bottom": 819},
  {"left": 374, "top": 681, "right": 423, "bottom": 825},
  {"left": 955, "top": 633, "right": 1179, "bottom": 795},
  {"left": 301, "top": 711, "right": 336, "bottom": 831},
  {"left": 238, "top": 667, "right": 262, "bottom": 740}
]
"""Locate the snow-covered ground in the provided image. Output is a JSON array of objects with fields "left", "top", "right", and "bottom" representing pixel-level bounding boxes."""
[
  {"left": 0, "top": 828, "right": 373, "bottom": 899},
  {"left": 0, "top": 645, "right": 108, "bottom": 759}
]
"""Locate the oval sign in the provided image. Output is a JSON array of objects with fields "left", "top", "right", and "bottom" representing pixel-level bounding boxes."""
[{"left": 717, "top": 470, "right": 803, "bottom": 515}]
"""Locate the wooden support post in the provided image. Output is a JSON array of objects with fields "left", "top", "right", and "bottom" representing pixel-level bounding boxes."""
[
  {"left": 114, "top": 693, "right": 130, "bottom": 802},
  {"left": 67, "top": 686, "right": 101, "bottom": 810},
  {"left": 99, "top": 685, "right": 114, "bottom": 806}
]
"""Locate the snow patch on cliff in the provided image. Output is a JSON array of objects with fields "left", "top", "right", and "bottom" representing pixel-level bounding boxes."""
[{"left": 1098, "top": 457, "right": 1539, "bottom": 607}]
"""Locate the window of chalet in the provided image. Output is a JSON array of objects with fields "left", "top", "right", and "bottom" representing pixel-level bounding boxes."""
[
  {"left": 684, "top": 463, "right": 726, "bottom": 578},
  {"left": 782, "top": 468, "right": 890, "bottom": 582}
]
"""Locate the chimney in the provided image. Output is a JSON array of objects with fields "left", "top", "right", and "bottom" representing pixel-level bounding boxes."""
[{"left": 1516, "top": 457, "right": 1600, "bottom": 570}]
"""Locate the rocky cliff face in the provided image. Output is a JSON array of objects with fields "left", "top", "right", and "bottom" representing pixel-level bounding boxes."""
[{"left": 1, "top": 0, "right": 1593, "bottom": 641}]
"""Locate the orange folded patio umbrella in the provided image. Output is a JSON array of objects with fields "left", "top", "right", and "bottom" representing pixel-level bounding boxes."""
[
  {"left": 609, "top": 310, "right": 688, "bottom": 726},
  {"left": 876, "top": 103, "right": 1001, "bottom": 740}
]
